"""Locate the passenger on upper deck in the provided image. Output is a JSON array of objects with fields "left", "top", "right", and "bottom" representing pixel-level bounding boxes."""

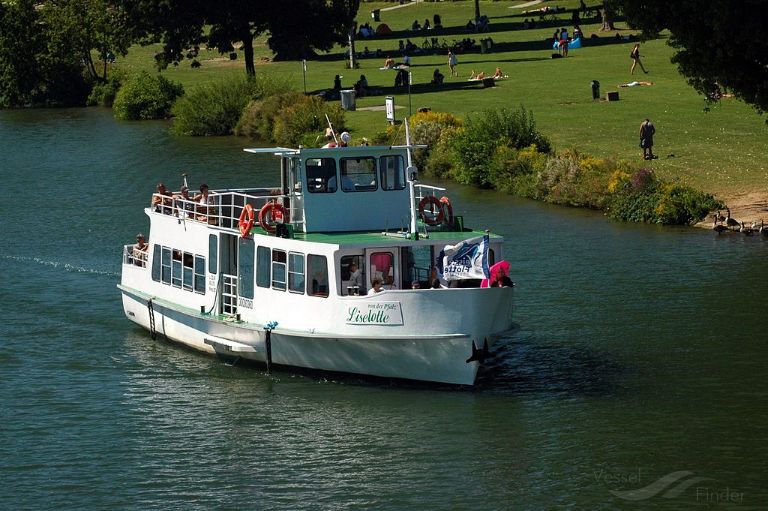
[
  {"left": 133, "top": 233, "right": 148, "bottom": 266},
  {"left": 194, "top": 183, "right": 215, "bottom": 223},
  {"left": 152, "top": 182, "right": 173, "bottom": 214},
  {"left": 173, "top": 185, "right": 194, "bottom": 218}
]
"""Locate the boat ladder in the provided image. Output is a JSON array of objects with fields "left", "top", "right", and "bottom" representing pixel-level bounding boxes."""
[{"left": 147, "top": 298, "right": 157, "bottom": 340}]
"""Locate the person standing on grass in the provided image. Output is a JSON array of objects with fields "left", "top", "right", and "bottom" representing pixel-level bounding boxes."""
[
  {"left": 448, "top": 50, "right": 458, "bottom": 77},
  {"left": 639, "top": 118, "right": 656, "bottom": 160},
  {"left": 630, "top": 43, "right": 648, "bottom": 74}
]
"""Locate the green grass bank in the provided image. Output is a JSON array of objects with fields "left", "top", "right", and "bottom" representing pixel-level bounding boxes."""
[{"left": 114, "top": 0, "right": 768, "bottom": 208}]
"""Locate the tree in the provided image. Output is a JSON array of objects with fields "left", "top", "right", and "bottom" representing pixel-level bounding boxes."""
[
  {"left": 0, "top": 0, "right": 134, "bottom": 107},
  {"left": 611, "top": 0, "right": 767, "bottom": 116},
  {"left": 120, "top": 0, "right": 360, "bottom": 76}
]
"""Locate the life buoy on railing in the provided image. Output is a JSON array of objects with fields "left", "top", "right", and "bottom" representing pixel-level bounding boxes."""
[
  {"left": 418, "top": 195, "right": 445, "bottom": 226},
  {"left": 439, "top": 196, "right": 453, "bottom": 226},
  {"left": 258, "top": 200, "right": 289, "bottom": 233},
  {"left": 238, "top": 203, "right": 255, "bottom": 237}
]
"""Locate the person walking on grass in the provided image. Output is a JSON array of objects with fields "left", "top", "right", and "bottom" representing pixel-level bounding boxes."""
[
  {"left": 639, "top": 118, "right": 656, "bottom": 160},
  {"left": 630, "top": 43, "right": 648, "bottom": 74},
  {"left": 448, "top": 50, "right": 458, "bottom": 77}
]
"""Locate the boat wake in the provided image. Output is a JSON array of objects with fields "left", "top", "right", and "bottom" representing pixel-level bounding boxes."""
[{"left": 1, "top": 255, "right": 120, "bottom": 278}]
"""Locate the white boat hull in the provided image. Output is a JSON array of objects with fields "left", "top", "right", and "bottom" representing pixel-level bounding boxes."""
[{"left": 121, "top": 288, "right": 510, "bottom": 385}]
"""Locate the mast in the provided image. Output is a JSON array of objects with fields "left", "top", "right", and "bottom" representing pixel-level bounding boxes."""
[{"left": 404, "top": 119, "right": 418, "bottom": 239}]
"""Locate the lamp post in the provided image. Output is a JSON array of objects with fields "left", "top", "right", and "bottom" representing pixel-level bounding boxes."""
[
  {"left": 302, "top": 59, "right": 307, "bottom": 95},
  {"left": 408, "top": 71, "right": 412, "bottom": 116}
]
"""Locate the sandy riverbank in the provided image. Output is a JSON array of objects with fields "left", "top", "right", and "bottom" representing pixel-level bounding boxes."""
[{"left": 694, "top": 191, "right": 768, "bottom": 229}]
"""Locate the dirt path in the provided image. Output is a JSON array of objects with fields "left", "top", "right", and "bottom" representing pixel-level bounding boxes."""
[{"left": 694, "top": 190, "right": 768, "bottom": 229}]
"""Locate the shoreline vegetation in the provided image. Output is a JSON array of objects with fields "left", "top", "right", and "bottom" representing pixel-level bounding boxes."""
[{"left": 3, "top": 0, "right": 765, "bottom": 226}]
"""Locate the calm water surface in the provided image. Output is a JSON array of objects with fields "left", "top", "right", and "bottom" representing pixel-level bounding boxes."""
[{"left": 1, "top": 109, "right": 766, "bottom": 510}]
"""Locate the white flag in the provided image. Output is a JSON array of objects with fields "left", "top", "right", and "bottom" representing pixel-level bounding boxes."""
[{"left": 438, "top": 235, "right": 490, "bottom": 281}]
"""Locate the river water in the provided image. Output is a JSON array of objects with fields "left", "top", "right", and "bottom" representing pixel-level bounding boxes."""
[{"left": 1, "top": 109, "right": 766, "bottom": 510}]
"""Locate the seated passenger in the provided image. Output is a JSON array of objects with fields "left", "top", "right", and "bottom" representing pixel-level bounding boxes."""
[
  {"left": 369, "top": 278, "right": 384, "bottom": 294},
  {"left": 152, "top": 182, "right": 173, "bottom": 214},
  {"left": 172, "top": 185, "right": 194, "bottom": 218},
  {"left": 193, "top": 183, "right": 216, "bottom": 223}
]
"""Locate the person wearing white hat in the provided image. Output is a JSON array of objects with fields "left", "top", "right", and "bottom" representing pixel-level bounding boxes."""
[{"left": 339, "top": 131, "right": 351, "bottom": 146}]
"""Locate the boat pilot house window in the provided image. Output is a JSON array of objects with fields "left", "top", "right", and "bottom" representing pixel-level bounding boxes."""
[
  {"left": 306, "top": 158, "right": 337, "bottom": 193},
  {"left": 341, "top": 157, "right": 377, "bottom": 192},
  {"left": 379, "top": 155, "right": 406, "bottom": 190},
  {"left": 152, "top": 245, "right": 206, "bottom": 295}
]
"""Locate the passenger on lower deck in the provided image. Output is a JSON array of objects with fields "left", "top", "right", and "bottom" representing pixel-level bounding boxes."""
[
  {"left": 133, "top": 233, "right": 148, "bottom": 266},
  {"left": 369, "top": 278, "right": 384, "bottom": 294}
]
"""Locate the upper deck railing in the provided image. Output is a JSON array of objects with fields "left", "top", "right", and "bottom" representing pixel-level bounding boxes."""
[
  {"left": 151, "top": 187, "right": 299, "bottom": 232},
  {"left": 150, "top": 182, "right": 450, "bottom": 236}
]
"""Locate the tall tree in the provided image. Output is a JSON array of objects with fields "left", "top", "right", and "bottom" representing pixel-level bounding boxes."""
[
  {"left": 120, "top": 0, "right": 360, "bottom": 76},
  {"left": 611, "top": 0, "right": 767, "bottom": 116}
]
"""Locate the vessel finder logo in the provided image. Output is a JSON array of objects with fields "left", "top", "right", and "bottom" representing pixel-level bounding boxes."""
[{"left": 599, "top": 469, "right": 711, "bottom": 501}]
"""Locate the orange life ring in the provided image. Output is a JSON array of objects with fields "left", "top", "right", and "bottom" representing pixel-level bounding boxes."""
[
  {"left": 258, "top": 201, "right": 289, "bottom": 233},
  {"left": 439, "top": 196, "right": 453, "bottom": 226},
  {"left": 238, "top": 203, "right": 254, "bottom": 237},
  {"left": 418, "top": 195, "right": 444, "bottom": 226}
]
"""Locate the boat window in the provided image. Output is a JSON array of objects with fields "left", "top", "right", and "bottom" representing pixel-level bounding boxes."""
[
  {"left": 488, "top": 248, "right": 495, "bottom": 266},
  {"left": 272, "top": 249, "right": 287, "bottom": 291},
  {"left": 370, "top": 251, "right": 394, "bottom": 286},
  {"left": 208, "top": 234, "right": 217, "bottom": 274},
  {"left": 194, "top": 255, "right": 205, "bottom": 294},
  {"left": 290, "top": 157, "right": 302, "bottom": 192},
  {"left": 340, "top": 157, "right": 377, "bottom": 192},
  {"left": 171, "top": 250, "right": 182, "bottom": 287},
  {"left": 161, "top": 247, "right": 172, "bottom": 284},
  {"left": 402, "top": 246, "right": 432, "bottom": 288},
  {"left": 239, "top": 238, "right": 255, "bottom": 299},
  {"left": 307, "top": 254, "right": 329, "bottom": 297},
  {"left": 183, "top": 252, "right": 194, "bottom": 291},
  {"left": 151, "top": 245, "right": 161, "bottom": 282},
  {"left": 288, "top": 252, "right": 305, "bottom": 294},
  {"left": 379, "top": 155, "right": 406, "bottom": 190},
  {"left": 305, "top": 157, "right": 337, "bottom": 193},
  {"left": 256, "top": 246, "right": 270, "bottom": 288}
]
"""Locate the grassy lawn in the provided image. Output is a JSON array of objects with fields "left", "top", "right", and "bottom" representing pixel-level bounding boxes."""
[{"left": 115, "top": 0, "right": 768, "bottom": 198}]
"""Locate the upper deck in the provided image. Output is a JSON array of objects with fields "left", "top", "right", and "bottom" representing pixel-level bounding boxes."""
[{"left": 152, "top": 145, "right": 468, "bottom": 240}]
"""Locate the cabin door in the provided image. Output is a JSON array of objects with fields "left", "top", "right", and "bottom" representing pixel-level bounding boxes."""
[
  {"left": 219, "top": 234, "right": 239, "bottom": 317},
  {"left": 365, "top": 248, "right": 399, "bottom": 290}
]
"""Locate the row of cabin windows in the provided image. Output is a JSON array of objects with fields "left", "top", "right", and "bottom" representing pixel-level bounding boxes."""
[
  {"left": 151, "top": 245, "right": 206, "bottom": 294},
  {"left": 239, "top": 240, "right": 329, "bottom": 299},
  {"left": 305, "top": 155, "right": 406, "bottom": 194}
]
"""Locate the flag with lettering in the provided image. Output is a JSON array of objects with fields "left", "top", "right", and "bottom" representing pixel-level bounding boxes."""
[{"left": 438, "top": 235, "right": 490, "bottom": 281}]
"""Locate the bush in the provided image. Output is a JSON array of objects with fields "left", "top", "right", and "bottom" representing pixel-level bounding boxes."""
[
  {"left": 236, "top": 92, "right": 345, "bottom": 146},
  {"left": 87, "top": 70, "right": 127, "bottom": 107},
  {"left": 410, "top": 110, "right": 462, "bottom": 171},
  {"left": 449, "top": 106, "right": 551, "bottom": 187},
  {"left": 609, "top": 175, "right": 722, "bottom": 225},
  {"left": 113, "top": 71, "right": 183, "bottom": 120},
  {"left": 171, "top": 74, "right": 291, "bottom": 136}
]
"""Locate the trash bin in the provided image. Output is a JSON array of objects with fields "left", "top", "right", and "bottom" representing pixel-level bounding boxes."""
[
  {"left": 340, "top": 89, "right": 356, "bottom": 111},
  {"left": 480, "top": 38, "right": 489, "bottom": 54},
  {"left": 591, "top": 80, "right": 600, "bottom": 100},
  {"left": 371, "top": 9, "right": 380, "bottom": 22}
]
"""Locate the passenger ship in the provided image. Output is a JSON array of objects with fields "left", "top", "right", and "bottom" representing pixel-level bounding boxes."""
[{"left": 119, "top": 142, "right": 514, "bottom": 385}]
